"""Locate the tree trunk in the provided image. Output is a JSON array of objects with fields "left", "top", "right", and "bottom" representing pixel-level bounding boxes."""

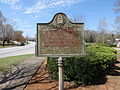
[{"left": 2, "top": 40, "right": 6, "bottom": 47}]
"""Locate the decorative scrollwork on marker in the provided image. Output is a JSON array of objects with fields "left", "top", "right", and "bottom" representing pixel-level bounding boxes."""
[{"left": 55, "top": 14, "right": 66, "bottom": 26}]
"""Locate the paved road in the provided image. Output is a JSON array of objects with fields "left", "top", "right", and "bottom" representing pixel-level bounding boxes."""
[
  {"left": 114, "top": 48, "right": 120, "bottom": 50},
  {"left": 0, "top": 56, "right": 46, "bottom": 90},
  {"left": 0, "top": 42, "right": 35, "bottom": 58}
]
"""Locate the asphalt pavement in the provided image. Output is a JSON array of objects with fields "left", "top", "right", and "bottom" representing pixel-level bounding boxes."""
[
  {"left": 114, "top": 48, "right": 120, "bottom": 50},
  {"left": 0, "top": 42, "right": 35, "bottom": 58}
]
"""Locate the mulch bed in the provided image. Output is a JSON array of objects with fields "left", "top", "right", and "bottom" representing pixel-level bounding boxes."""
[
  {"left": 24, "top": 65, "right": 78, "bottom": 90},
  {"left": 25, "top": 51, "right": 120, "bottom": 90},
  {"left": 24, "top": 65, "right": 120, "bottom": 90}
]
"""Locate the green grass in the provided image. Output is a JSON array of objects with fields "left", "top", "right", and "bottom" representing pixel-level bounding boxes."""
[
  {"left": 0, "top": 54, "right": 34, "bottom": 73},
  {"left": 0, "top": 41, "right": 3, "bottom": 44},
  {"left": 86, "top": 43, "right": 116, "bottom": 47},
  {"left": 0, "top": 46, "right": 3, "bottom": 48},
  {"left": 0, "top": 44, "right": 19, "bottom": 48},
  {"left": 0, "top": 41, "right": 19, "bottom": 48}
]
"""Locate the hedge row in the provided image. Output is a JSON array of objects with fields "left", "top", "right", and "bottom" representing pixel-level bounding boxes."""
[
  {"left": 86, "top": 43, "right": 116, "bottom": 47},
  {"left": 47, "top": 45, "right": 117, "bottom": 85}
]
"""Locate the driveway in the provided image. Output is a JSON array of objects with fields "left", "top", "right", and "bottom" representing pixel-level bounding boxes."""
[{"left": 0, "top": 42, "right": 35, "bottom": 58}]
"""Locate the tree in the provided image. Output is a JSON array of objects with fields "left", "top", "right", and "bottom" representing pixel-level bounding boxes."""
[
  {"left": 114, "top": 0, "right": 120, "bottom": 38},
  {"left": 114, "top": 16, "right": 120, "bottom": 37},
  {"left": 0, "top": 11, "right": 6, "bottom": 41},
  {"left": 70, "top": 15, "right": 86, "bottom": 23},
  {"left": 26, "top": 35, "right": 29, "bottom": 43},
  {"left": 85, "top": 30, "right": 97, "bottom": 43},
  {"left": 0, "top": 12, "right": 14, "bottom": 46},
  {"left": 71, "top": 15, "right": 98, "bottom": 43},
  {"left": 0, "top": 24, "right": 14, "bottom": 46},
  {"left": 0, "top": 11, "right": 19, "bottom": 46},
  {"left": 97, "top": 18, "right": 108, "bottom": 43},
  {"left": 13, "top": 30, "right": 26, "bottom": 43},
  {"left": 114, "top": 0, "right": 120, "bottom": 13},
  {"left": 70, "top": 15, "right": 87, "bottom": 29},
  {"left": 0, "top": 11, "right": 6, "bottom": 25},
  {"left": 106, "top": 33, "right": 116, "bottom": 44}
]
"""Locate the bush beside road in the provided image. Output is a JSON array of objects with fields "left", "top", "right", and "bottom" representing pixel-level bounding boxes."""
[
  {"left": 47, "top": 44, "right": 117, "bottom": 85},
  {"left": 25, "top": 47, "right": 120, "bottom": 90}
]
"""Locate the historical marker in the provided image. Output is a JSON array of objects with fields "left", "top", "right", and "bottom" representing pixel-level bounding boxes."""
[{"left": 36, "top": 13, "right": 85, "bottom": 57}]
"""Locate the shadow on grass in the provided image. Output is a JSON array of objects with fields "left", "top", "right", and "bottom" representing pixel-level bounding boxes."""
[{"left": 0, "top": 62, "right": 41, "bottom": 90}]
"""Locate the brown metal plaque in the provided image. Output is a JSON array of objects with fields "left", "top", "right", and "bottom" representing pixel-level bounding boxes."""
[{"left": 36, "top": 13, "right": 85, "bottom": 57}]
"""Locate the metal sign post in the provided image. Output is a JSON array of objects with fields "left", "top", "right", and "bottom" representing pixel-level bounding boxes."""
[
  {"left": 36, "top": 13, "right": 85, "bottom": 90},
  {"left": 36, "top": 13, "right": 85, "bottom": 57},
  {"left": 58, "top": 57, "right": 64, "bottom": 90}
]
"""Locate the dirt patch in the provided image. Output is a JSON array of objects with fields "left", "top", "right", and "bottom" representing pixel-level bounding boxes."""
[
  {"left": 24, "top": 67, "right": 120, "bottom": 90},
  {"left": 25, "top": 65, "right": 78, "bottom": 90}
]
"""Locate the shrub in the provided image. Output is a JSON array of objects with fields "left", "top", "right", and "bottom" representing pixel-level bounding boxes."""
[
  {"left": 86, "top": 43, "right": 116, "bottom": 47},
  {"left": 47, "top": 45, "right": 117, "bottom": 85}
]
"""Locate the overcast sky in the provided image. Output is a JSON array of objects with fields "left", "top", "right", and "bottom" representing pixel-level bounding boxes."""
[{"left": 0, "top": 0, "right": 117, "bottom": 37}]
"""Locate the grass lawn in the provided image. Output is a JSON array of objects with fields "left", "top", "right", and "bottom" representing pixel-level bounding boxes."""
[
  {"left": 0, "top": 46, "right": 4, "bottom": 48},
  {"left": 0, "top": 44, "right": 19, "bottom": 48},
  {"left": 0, "top": 54, "right": 34, "bottom": 73},
  {"left": 0, "top": 41, "right": 19, "bottom": 48}
]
